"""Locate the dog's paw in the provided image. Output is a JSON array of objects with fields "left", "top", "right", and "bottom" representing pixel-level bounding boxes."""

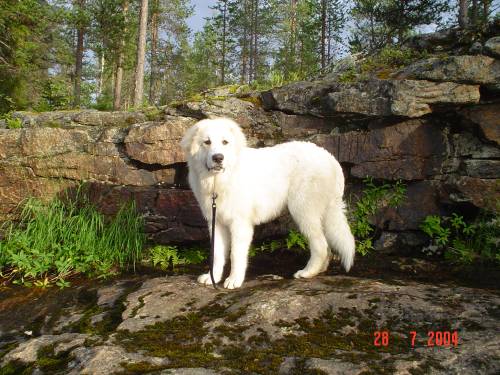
[
  {"left": 293, "top": 269, "right": 317, "bottom": 279},
  {"left": 197, "top": 273, "right": 219, "bottom": 286},
  {"left": 223, "top": 275, "right": 244, "bottom": 289}
]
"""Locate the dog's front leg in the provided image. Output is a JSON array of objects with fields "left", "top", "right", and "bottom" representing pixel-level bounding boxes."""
[
  {"left": 198, "top": 223, "right": 230, "bottom": 286},
  {"left": 224, "top": 222, "right": 254, "bottom": 289}
]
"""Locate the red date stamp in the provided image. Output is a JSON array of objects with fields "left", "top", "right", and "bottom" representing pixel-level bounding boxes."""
[{"left": 373, "top": 331, "right": 458, "bottom": 347}]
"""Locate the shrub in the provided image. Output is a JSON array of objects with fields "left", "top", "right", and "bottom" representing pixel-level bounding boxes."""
[
  {"left": 0, "top": 193, "right": 145, "bottom": 287},
  {"left": 420, "top": 211, "right": 499, "bottom": 265},
  {"left": 349, "top": 177, "right": 406, "bottom": 255}
]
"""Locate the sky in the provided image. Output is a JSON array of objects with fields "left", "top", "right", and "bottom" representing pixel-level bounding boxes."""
[{"left": 187, "top": 0, "right": 218, "bottom": 34}]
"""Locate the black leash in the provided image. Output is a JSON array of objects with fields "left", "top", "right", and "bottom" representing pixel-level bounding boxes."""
[{"left": 209, "top": 192, "right": 218, "bottom": 289}]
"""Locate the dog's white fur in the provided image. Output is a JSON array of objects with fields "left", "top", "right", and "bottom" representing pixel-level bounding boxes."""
[{"left": 181, "top": 118, "right": 355, "bottom": 289}]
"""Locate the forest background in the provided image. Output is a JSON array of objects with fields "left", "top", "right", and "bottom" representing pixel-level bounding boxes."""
[{"left": 1, "top": 0, "right": 498, "bottom": 114}]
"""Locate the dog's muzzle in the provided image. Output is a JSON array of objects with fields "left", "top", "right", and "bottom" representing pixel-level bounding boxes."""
[
  {"left": 206, "top": 162, "right": 225, "bottom": 172},
  {"left": 207, "top": 153, "right": 225, "bottom": 172}
]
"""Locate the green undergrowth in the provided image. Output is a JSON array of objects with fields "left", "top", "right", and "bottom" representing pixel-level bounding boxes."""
[
  {"left": 420, "top": 210, "right": 499, "bottom": 265},
  {"left": 0, "top": 192, "right": 145, "bottom": 288},
  {"left": 0, "top": 112, "right": 23, "bottom": 129},
  {"left": 349, "top": 177, "right": 406, "bottom": 255},
  {"left": 249, "top": 229, "right": 308, "bottom": 257},
  {"left": 339, "top": 46, "right": 428, "bottom": 83},
  {"left": 144, "top": 245, "right": 207, "bottom": 270},
  {"left": 146, "top": 229, "right": 308, "bottom": 269}
]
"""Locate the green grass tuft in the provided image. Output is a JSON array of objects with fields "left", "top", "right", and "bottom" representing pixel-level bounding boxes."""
[{"left": 0, "top": 191, "right": 145, "bottom": 287}]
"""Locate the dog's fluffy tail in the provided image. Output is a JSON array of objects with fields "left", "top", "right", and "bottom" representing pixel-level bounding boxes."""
[{"left": 324, "top": 199, "right": 355, "bottom": 272}]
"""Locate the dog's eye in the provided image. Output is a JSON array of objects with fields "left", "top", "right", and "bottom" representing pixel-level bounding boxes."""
[
  {"left": 204, "top": 140, "right": 211, "bottom": 145},
  {"left": 222, "top": 140, "right": 228, "bottom": 145}
]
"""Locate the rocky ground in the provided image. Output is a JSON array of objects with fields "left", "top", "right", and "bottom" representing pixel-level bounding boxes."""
[{"left": 1, "top": 255, "right": 499, "bottom": 374}]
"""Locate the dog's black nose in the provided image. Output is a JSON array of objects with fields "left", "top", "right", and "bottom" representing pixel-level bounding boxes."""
[{"left": 212, "top": 153, "right": 224, "bottom": 163}]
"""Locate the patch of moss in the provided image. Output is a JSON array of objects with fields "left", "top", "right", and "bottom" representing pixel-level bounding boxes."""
[
  {"left": 114, "top": 302, "right": 414, "bottom": 374},
  {"left": 143, "top": 107, "right": 163, "bottom": 121},
  {"left": 65, "top": 281, "right": 141, "bottom": 338},
  {"left": 44, "top": 121, "right": 61, "bottom": 128},
  {"left": 188, "top": 93, "right": 204, "bottom": 102},
  {"left": 0, "top": 361, "right": 32, "bottom": 375},
  {"left": 376, "top": 69, "right": 393, "bottom": 80},
  {"left": 224, "top": 306, "right": 247, "bottom": 322},
  {"left": 321, "top": 277, "right": 358, "bottom": 289},
  {"left": 408, "top": 358, "right": 446, "bottom": 375},
  {"left": 209, "top": 96, "right": 227, "bottom": 101},
  {"left": 36, "top": 346, "right": 71, "bottom": 374},
  {"left": 239, "top": 95, "right": 262, "bottom": 107},
  {"left": 118, "top": 361, "right": 166, "bottom": 374},
  {"left": 130, "top": 292, "right": 152, "bottom": 319},
  {"left": 227, "top": 85, "right": 241, "bottom": 94},
  {"left": 115, "top": 302, "right": 228, "bottom": 368},
  {"left": 0, "top": 343, "right": 18, "bottom": 361},
  {"left": 0, "top": 344, "right": 75, "bottom": 375}
]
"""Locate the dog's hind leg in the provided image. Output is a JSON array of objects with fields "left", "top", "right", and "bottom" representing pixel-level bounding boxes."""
[
  {"left": 291, "top": 214, "right": 330, "bottom": 279},
  {"left": 198, "top": 223, "right": 230, "bottom": 286}
]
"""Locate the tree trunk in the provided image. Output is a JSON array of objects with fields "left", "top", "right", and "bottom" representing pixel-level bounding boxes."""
[
  {"left": 248, "top": 0, "right": 254, "bottom": 85},
  {"left": 252, "top": 0, "right": 258, "bottom": 82},
  {"left": 73, "top": 0, "right": 85, "bottom": 108},
  {"left": 327, "top": 10, "right": 332, "bottom": 62},
  {"left": 221, "top": 0, "right": 227, "bottom": 85},
  {"left": 149, "top": 0, "right": 159, "bottom": 105},
  {"left": 471, "top": 0, "right": 478, "bottom": 26},
  {"left": 321, "top": 0, "right": 327, "bottom": 70},
  {"left": 290, "top": 0, "right": 297, "bottom": 72},
  {"left": 98, "top": 52, "right": 105, "bottom": 97},
  {"left": 458, "top": 0, "right": 469, "bottom": 28},
  {"left": 240, "top": 1, "right": 248, "bottom": 84},
  {"left": 133, "top": 0, "right": 149, "bottom": 108},
  {"left": 114, "top": 0, "right": 128, "bottom": 110},
  {"left": 482, "top": 0, "right": 490, "bottom": 21}
]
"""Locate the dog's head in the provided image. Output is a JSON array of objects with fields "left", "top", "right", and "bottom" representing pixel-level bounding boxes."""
[{"left": 180, "top": 118, "right": 246, "bottom": 174}]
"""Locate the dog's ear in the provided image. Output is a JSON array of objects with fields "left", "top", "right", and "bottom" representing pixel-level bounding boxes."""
[
  {"left": 228, "top": 120, "right": 247, "bottom": 149},
  {"left": 180, "top": 122, "right": 200, "bottom": 157}
]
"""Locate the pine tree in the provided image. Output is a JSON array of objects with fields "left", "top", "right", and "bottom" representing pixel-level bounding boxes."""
[
  {"left": 133, "top": 0, "right": 149, "bottom": 108},
  {"left": 351, "top": 0, "right": 450, "bottom": 53}
]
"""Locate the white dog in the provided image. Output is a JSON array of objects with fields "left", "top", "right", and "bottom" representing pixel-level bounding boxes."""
[{"left": 181, "top": 118, "right": 355, "bottom": 289}]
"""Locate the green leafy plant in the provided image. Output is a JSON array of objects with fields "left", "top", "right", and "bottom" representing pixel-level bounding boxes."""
[
  {"left": 6, "top": 117, "right": 22, "bottom": 129},
  {"left": 286, "top": 229, "right": 308, "bottom": 251},
  {"left": 248, "top": 230, "right": 308, "bottom": 257},
  {"left": 349, "top": 177, "right": 406, "bottom": 255},
  {"left": 146, "top": 245, "right": 207, "bottom": 270},
  {"left": 0, "top": 191, "right": 145, "bottom": 287},
  {"left": 420, "top": 211, "right": 499, "bottom": 265},
  {"left": 1, "top": 112, "right": 23, "bottom": 129}
]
